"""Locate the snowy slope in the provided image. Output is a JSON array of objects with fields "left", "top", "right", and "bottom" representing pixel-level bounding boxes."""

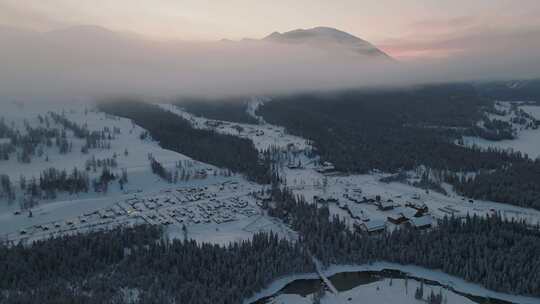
[
  {"left": 158, "top": 103, "right": 311, "bottom": 152},
  {"left": 0, "top": 99, "right": 294, "bottom": 246},
  {"left": 0, "top": 99, "right": 200, "bottom": 181},
  {"left": 463, "top": 102, "right": 540, "bottom": 159}
]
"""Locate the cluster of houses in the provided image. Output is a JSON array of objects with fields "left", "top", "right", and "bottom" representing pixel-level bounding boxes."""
[
  {"left": 124, "top": 184, "right": 260, "bottom": 226},
  {"left": 14, "top": 182, "right": 261, "bottom": 241},
  {"left": 315, "top": 189, "right": 434, "bottom": 234},
  {"left": 357, "top": 205, "right": 434, "bottom": 234},
  {"left": 17, "top": 205, "right": 132, "bottom": 238}
]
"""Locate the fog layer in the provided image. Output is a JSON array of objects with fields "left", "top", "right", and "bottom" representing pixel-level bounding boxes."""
[{"left": 1, "top": 26, "right": 539, "bottom": 102}]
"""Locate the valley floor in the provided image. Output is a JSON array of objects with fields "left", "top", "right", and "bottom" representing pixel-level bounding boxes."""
[{"left": 2, "top": 98, "right": 540, "bottom": 304}]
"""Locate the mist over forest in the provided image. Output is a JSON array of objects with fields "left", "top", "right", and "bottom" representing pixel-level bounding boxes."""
[{"left": 1, "top": 25, "right": 539, "bottom": 102}]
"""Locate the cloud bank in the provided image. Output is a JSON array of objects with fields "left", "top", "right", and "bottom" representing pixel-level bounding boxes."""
[{"left": 0, "top": 26, "right": 539, "bottom": 103}]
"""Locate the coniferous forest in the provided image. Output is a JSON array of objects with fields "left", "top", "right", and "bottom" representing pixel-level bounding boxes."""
[
  {"left": 1, "top": 189, "right": 539, "bottom": 303},
  {"left": 0, "top": 225, "right": 313, "bottom": 304},
  {"left": 268, "top": 188, "right": 540, "bottom": 296},
  {"left": 258, "top": 84, "right": 540, "bottom": 210},
  {"left": 98, "top": 100, "right": 272, "bottom": 184}
]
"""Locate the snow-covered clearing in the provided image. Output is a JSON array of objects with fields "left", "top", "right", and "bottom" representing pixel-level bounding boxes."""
[
  {"left": 285, "top": 169, "right": 540, "bottom": 227},
  {"left": 1, "top": 169, "right": 294, "bottom": 245},
  {"left": 0, "top": 99, "right": 201, "bottom": 181},
  {"left": 158, "top": 103, "right": 311, "bottom": 152},
  {"left": 463, "top": 101, "right": 540, "bottom": 159},
  {"left": 0, "top": 99, "right": 294, "bottom": 245},
  {"left": 0, "top": 98, "right": 220, "bottom": 216},
  {"left": 166, "top": 213, "right": 296, "bottom": 246}
]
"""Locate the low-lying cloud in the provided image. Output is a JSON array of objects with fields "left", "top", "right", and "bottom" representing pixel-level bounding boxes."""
[{"left": 1, "top": 26, "right": 539, "bottom": 103}]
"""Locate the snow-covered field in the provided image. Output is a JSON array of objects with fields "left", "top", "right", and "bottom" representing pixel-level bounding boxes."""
[
  {"left": 463, "top": 102, "right": 540, "bottom": 159},
  {"left": 1, "top": 176, "right": 296, "bottom": 246},
  {"left": 0, "top": 99, "right": 293, "bottom": 245},
  {"left": 0, "top": 99, "right": 210, "bottom": 212},
  {"left": 0, "top": 100, "right": 201, "bottom": 181},
  {"left": 286, "top": 169, "right": 540, "bottom": 226},
  {"left": 158, "top": 103, "right": 311, "bottom": 152},
  {"left": 0, "top": 99, "right": 223, "bottom": 216}
]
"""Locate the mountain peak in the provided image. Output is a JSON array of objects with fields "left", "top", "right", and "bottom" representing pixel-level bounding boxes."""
[
  {"left": 306, "top": 26, "right": 353, "bottom": 35},
  {"left": 264, "top": 26, "right": 364, "bottom": 42},
  {"left": 265, "top": 31, "right": 282, "bottom": 39},
  {"left": 262, "top": 26, "right": 392, "bottom": 59}
]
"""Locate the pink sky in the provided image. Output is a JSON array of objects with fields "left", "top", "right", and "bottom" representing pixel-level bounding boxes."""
[{"left": 1, "top": 0, "right": 539, "bottom": 60}]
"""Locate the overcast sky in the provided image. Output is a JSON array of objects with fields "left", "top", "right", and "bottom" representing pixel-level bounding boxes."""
[{"left": 2, "top": 0, "right": 540, "bottom": 59}]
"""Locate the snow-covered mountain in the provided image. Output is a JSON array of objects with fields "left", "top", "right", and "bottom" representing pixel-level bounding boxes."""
[{"left": 262, "top": 26, "right": 393, "bottom": 60}]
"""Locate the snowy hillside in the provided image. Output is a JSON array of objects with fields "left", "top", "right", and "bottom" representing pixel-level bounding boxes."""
[
  {"left": 462, "top": 101, "right": 540, "bottom": 158},
  {"left": 0, "top": 99, "right": 293, "bottom": 246}
]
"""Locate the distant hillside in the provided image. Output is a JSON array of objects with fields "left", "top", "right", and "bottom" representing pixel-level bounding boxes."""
[{"left": 262, "top": 26, "right": 393, "bottom": 60}]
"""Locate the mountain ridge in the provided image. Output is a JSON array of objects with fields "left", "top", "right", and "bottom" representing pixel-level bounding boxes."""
[
  {"left": 0, "top": 24, "right": 393, "bottom": 60},
  {"left": 260, "top": 26, "right": 393, "bottom": 59}
]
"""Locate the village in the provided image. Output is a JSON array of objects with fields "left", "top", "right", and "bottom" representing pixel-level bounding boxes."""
[
  {"left": 4, "top": 181, "right": 266, "bottom": 244},
  {"left": 284, "top": 163, "right": 540, "bottom": 234},
  {"left": 4, "top": 99, "right": 540, "bottom": 248},
  {"left": 158, "top": 100, "right": 540, "bottom": 236}
]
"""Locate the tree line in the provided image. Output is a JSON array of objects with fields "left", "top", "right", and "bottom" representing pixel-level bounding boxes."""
[
  {"left": 0, "top": 225, "right": 313, "bottom": 304},
  {"left": 176, "top": 97, "right": 258, "bottom": 124},
  {"left": 1, "top": 165, "right": 128, "bottom": 207},
  {"left": 267, "top": 187, "right": 540, "bottom": 297},
  {"left": 1, "top": 188, "right": 539, "bottom": 303},
  {"left": 98, "top": 100, "right": 273, "bottom": 184}
]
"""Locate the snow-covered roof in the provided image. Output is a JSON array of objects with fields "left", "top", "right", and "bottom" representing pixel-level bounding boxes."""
[
  {"left": 362, "top": 219, "right": 386, "bottom": 232},
  {"left": 399, "top": 207, "right": 417, "bottom": 219},
  {"left": 410, "top": 216, "right": 433, "bottom": 228},
  {"left": 348, "top": 204, "right": 364, "bottom": 217}
]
